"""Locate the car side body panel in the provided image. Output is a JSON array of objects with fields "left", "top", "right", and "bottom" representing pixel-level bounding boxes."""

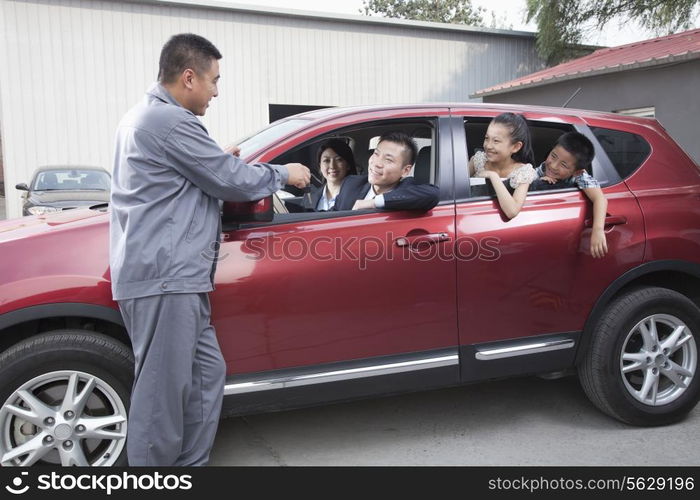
[
  {"left": 214, "top": 204, "right": 458, "bottom": 374},
  {"left": 0, "top": 214, "right": 114, "bottom": 317},
  {"left": 581, "top": 118, "right": 700, "bottom": 264},
  {"left": 453, "top": 183, "right": 645, "bottom": 346}
]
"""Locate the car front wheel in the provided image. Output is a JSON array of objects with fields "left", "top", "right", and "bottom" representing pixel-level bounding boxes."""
[
  {"left": 580, "top": 287, "right": 700, "bottom": 426},
  {"left": 0, "top": 330, "right": 133, "bottom": 466}
]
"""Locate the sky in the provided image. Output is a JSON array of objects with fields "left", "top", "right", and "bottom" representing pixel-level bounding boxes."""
[{"left": 221, "top": 0, "right": 696, "bottom": 48}]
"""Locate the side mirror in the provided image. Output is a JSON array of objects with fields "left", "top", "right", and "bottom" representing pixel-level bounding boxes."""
[
  {"left": 15, "top": 183, "right": 29, "bottom": 191},
  {"left": 222, "top": 196, "right": 274, "bottom": 224}
]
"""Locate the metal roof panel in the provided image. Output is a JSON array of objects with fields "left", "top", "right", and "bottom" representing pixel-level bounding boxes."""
[{"left": 474, "top": 28, "right": 700, "bottom": 97}]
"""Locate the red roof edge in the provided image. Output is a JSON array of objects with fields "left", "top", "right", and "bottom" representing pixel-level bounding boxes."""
[{"left": 473, "top": 28, "right": 700, "bottom": 97}]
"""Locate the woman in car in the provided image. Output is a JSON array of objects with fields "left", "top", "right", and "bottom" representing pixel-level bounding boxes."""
[{"left": 313, "top": 139, "right": 357, "bottom": 211}]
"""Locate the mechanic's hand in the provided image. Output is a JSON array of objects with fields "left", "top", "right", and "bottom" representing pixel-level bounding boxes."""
[
  {"left": 352, "top": 199, "right": 376, "bottom": 210},
  {"left": 285, "top": 163, "right": 311, "bottom": 189},
  {"left": 590, "top": 228, "right": 608, "bottom": 258},
  {"left": 224, "top": 144, "right": 241, "bottom": 157},
  {"left": 541, "top": 175, "right": 557, "bottom": 184}
]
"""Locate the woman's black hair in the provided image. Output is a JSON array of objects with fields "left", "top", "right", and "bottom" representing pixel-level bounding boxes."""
[
  {"left": 316, "top": 139, "right": 358, "bottom": 176},
  {"left": 492, "top": 112, "right": 534, "bottom": 165}
]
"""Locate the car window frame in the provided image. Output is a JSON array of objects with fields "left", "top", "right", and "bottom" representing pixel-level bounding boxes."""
[
  {"left": 230, "top": 115, "right": 453, "bottom": 230},
  {"left": 453, "top": 116, "right": 624, "bottom": 204}
]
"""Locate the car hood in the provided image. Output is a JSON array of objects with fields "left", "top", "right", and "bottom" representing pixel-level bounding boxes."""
[
  {"left": 0, "top": 207, "right": 108, "bottom": 243},
  {"left": 29, "top": 190, "right": 110, "bottom": 206}
]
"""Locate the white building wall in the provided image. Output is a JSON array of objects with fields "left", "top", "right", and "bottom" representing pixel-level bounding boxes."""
[{"left": 0, "top": 0, "right": 544, "bottom": 218}]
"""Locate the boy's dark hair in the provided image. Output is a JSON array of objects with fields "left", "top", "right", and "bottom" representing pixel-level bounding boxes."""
[
  {"left": 316, "top": 139, "right": 358, "bottom": 176},
  {"left": 158, "top": 34, "right": 222, "bottom": 84},
  {"left": 492, "top": 112, "right": 534, "bottom": 165},
  {"left": 378, "top": 131, "right": 418, "bottom": 166},
  {"left": 556, "top": 132, "right": 595, "bottom": 174}
]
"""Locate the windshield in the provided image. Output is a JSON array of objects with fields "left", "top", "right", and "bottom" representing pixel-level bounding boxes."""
[
  {"left": 236, "top": 119, "right": 309, "bottom": 159},
  {"left": 32, "top": 169, "right": 111, "bottom": 191}
]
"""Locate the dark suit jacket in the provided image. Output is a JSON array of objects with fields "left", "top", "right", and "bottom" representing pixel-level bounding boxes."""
[
  {"left": 333, "top": 175, "right": 440, "bottom": 212},
  {"left": 310, "top": 184, "right": 325, "bottom": 209}
]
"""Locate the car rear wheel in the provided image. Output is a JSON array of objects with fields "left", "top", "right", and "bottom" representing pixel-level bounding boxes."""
[
  {"left": 580, "top": 287, "right": 700, "bottom": 426},
  {"left": 0, "top": 330, "right": 133, "bottom": 466}
]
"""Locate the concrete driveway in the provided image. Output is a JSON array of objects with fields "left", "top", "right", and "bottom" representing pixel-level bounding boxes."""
[{"left": 209, "top": 375, "right": 700, "bottom": 466}]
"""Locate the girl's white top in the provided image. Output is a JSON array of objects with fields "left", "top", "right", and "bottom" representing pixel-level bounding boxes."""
[{"left": 471, "top": 150, "right": 536, "bottom": 189}]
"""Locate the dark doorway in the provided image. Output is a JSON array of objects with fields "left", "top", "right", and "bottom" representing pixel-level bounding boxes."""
[{"left": 268, "top": 104, "right": 332, "bottom": 123}]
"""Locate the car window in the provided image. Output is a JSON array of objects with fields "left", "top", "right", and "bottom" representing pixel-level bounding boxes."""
[
  {"left": 33, "top": 170, "right": 110, "bottom": 191},
  {"left": 590, "top": 127, "right": 651, "bottom": 179},
  {"left": 236, "top": 119, "right": 310, "bottom": 159},
  {"left": 268, "top": 119, "right": 438, "bottom": 219},
  {"left": 464, "top": 118, "right": 574, "bottom": 198}
]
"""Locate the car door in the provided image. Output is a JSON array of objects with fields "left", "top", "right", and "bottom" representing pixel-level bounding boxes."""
[
  {"left": 211, "top": 112, "right": 459, "bottom": 377},
  {"left": 450, "top": 112, "right": 646, "bottom": 381}
]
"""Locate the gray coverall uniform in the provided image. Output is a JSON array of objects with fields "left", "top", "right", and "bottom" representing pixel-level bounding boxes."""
[{"left": 110, "top": 83, "right": 288, "bottom": 465}]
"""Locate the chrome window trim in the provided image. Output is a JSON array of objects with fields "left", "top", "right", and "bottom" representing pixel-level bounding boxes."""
[
  {"left": 224, "top": 353, "right": 458, "bottom": 395},
  {"left": 475, "top": 339, "right": 575, "bottom": 361}
]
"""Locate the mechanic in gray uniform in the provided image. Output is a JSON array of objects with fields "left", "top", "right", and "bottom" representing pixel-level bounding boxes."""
[{"left": 109, "top": 33, "right": 310, "bottom": 466}]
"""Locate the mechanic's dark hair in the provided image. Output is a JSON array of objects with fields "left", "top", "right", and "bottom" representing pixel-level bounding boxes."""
[
  {"left": 556, "top": 131, "right": 595, "bottom": 175},
  {"left": 378, "top": 131, "right": 418, "bottom": 166},
  {"left": 316, "top": 139, "right": 358, "bottom": 176},
  {"left": 158, "top": 33, "right": 222, "bottom": 84},
  {"left": 491, "top": 112, "right": 534, "bottom": 165}
]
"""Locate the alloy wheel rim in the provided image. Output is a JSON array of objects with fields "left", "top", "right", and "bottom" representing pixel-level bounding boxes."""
[
  {"left": 0, "top": 370, "right": 127, "bottom": 466},
  {"left": 620, "top": 314, "right": 697, "bottom": 406}
]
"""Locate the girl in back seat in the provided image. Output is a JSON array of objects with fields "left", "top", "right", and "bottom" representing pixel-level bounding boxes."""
[{"left": 469, "top": 112, "right": 536, "bottom": 219}]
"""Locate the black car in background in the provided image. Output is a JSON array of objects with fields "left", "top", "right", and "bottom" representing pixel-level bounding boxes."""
[{"left": 16, "top": 165, "right": 110, "bottom": 216}]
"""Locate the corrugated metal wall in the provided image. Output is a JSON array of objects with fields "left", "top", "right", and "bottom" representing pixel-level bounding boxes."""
[{"left": 0, "top": 0, "right": 544, "bottom": 218}]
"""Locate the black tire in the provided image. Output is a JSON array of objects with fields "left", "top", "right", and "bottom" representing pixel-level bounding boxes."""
[
  {"left": 0, "top": 330, "right": 134, "bottom": 466},
  {"left": 579, "top": 287, "right": 700, "bottom": 426}
]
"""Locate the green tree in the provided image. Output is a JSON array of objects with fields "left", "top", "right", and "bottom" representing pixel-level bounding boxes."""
[
  {"left": 527, "top": 0, "right": 700, "bottom": 64},
  {"left": 361, "top": 0, "right": 487, "bottom": 26}
]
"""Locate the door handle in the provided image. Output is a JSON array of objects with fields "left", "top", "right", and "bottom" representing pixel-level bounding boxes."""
[
  {"left": 584, "top": 215, "right": 627, "bottom": 228},
  {"left": 395, "top": 232, "right": 451, "bottom": 247}
]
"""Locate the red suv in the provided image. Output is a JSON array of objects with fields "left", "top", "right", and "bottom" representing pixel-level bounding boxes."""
[{"left": 1, "top": 104, "right": 699, "bottom": 466}]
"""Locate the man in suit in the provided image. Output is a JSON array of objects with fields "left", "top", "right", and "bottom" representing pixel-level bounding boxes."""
[{"left": 333, "top": 132, "right": 439, "bottom": 212}]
